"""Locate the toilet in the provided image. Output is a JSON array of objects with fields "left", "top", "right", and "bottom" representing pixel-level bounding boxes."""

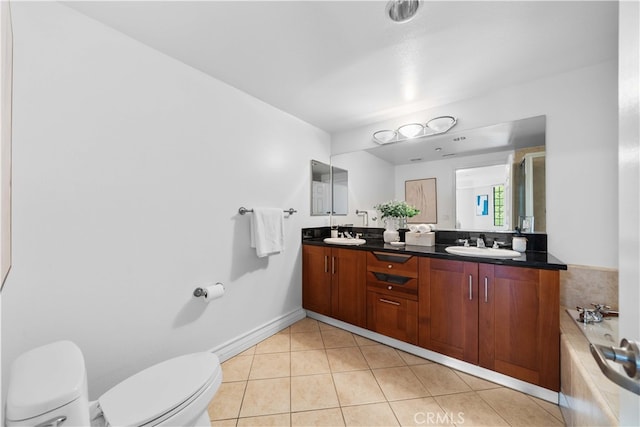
[{"left": 5, "top": 340, "right": 223, "bottom": 426}]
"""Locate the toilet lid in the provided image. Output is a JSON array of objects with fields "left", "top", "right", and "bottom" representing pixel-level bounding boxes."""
[{"left": 99, "top": 352, "right": 220, "bottom": 427}]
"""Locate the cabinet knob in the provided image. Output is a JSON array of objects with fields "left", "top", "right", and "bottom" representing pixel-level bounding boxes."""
[
  {"left": 388, "top": 285, "right": 393, "bottom": 290},
  {"left": 388, "top": 264, "right": 393, "bottom": 269}
]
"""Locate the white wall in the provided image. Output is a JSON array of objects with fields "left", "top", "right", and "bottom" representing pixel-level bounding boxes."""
[
  {"left": 1, "top": 2, "right": 330, "bottom": 398},
  {"left": 332, "top": 60, "right": 618, "bottom": 268}
]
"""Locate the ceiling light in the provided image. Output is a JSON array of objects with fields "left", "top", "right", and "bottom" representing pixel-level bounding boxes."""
[
  {"left": 371, "top": 116, "right": 458, "bottom": 145},
  {"left": 426, "top": 116, "right": 457, "bottom": 133},
  {"left": 398, "top": 123, "right": 424, "bottom": 138},
  {"left": 373, "top": 130, "right": 397, "bottom": 144},
  {"left": 386, "top": 0, "right": 420, "bottom": 23}
]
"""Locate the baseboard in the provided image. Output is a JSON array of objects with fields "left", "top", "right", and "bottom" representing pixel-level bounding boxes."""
[
  {"left": 306, "top": 311, "right": 559, "bottom": 404},
  {"left": 208, "top": 307, "right": 306, "bottom": 362}
]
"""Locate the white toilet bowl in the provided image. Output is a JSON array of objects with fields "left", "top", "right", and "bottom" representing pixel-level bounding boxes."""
[{"left": 5, "top": 341, "right": 222, "bottom": 427}]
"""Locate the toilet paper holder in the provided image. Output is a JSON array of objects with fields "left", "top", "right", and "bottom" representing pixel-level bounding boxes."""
[{"left": 193, "top": 283, "right": 224, "bottom": 298}]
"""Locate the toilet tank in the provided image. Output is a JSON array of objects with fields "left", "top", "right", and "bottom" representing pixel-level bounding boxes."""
[{"left": 5, "top": 341, "right": 91, "bottom": 426}]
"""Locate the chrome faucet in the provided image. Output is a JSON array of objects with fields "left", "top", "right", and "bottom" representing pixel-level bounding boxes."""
[
  {"left": 476, "top": 235, "right": 486, "bottom": 248},
  {"left": 577, "top": 303, "right": 619, "bottom": 323},
  {"left": 355, "top": 209, "right": 368, "bottom": 227}
]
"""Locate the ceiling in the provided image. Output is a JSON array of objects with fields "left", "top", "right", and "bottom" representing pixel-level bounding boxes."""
[{"left": 64, "top": 1, "right": 618, "bottom": 134}]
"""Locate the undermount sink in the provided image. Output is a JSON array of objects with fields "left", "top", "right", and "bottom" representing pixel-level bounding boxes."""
[
  {"left": 323, "top": 237, "right": 367, "bottom": 246},
  {"left": 445, "top": 246, "right": 522, "bottom": 259}
]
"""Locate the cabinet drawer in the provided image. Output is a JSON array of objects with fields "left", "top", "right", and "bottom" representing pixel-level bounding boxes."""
[
  {"left": 367, "top": 291, "right": 418, "bottom": 345},
  {"left": 366, "top": 271, "right": 417, "bottom": 300},
  {"left": 367, "top": 251, "right": 418, "bottom": 277}
]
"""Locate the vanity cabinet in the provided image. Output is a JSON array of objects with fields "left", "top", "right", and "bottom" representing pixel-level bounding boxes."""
[
  {"left": 302, "top": 245, "right": 366, "bottom": 327},
  {"left": 418, "top": 257, "right": 560, "bottom": 391},
  {"left": 366, "top": 252, "right": 418, "bottom": 344},
  {"left": 302, "top": 243, "right": 560, "bottom": 391},
  {"left": 478, "top": 264, "right": 560, "bottom": 391},
  {"left": 418, "top": 258, "right": 479, "bottom": 364}
]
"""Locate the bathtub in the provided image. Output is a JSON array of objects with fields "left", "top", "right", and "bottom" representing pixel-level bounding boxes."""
[{"left": 560, "top": 308, "right": 619, "bottom": 426}]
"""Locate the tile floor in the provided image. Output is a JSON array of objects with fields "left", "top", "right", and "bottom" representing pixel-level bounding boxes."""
[{"left": 207, "top": 317, "right": 565, "bottom": 426}]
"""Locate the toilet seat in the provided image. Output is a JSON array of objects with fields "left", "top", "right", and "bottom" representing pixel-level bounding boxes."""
[{"left": 99, "top": 352, "right": 221, "bottom": 426}]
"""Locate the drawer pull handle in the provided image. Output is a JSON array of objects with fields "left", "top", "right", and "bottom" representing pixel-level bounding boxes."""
[
  {"left": 484, "top": 277, "right": 488, "bottom": 303},
  {"left": 468, "top": 275, "right": 473, "bottom": 300},
  {"left": 388, "top": 285, "right": 393, "bottom": 290},
  {"left": 332, "top": 257, "right": 335, "bottom": 275},
  {"left": 388, "top": 264, "right": 393, "bottom": 269},
  {"left": 324, "top": 255, "right": 328, "bottom": 273},
  {"left": 379, "top": 298, "right": 400, "bottom": 306}
]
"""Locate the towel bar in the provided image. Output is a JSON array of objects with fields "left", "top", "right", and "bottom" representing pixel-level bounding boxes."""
[{"left": 238, "top": 207, "right": 297, "bottom": 216}]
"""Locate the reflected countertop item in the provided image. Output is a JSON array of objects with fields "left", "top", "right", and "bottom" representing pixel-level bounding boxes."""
[{"left": 302, "top": 238, "right": 566, "bottom": 270}]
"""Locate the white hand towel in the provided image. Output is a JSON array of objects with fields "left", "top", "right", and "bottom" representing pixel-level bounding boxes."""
[
  {"left": 409, "top": 224, "right": 418, "bottom": 232},
  {"left": 250, "top": 207, "right": 285, "bottom": 258},
  {"left": 417, "top": 224, "right": 430, "bottom": 233}
]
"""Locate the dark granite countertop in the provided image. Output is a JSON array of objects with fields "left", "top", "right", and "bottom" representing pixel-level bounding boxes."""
[{"left": 302, "top": 238, "right": 567, "bottom": 271}]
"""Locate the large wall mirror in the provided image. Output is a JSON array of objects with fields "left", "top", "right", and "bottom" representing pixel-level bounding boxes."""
[
  {"left": 330, "top": 115, "right": 546, "bottom": 232},
  {"left": 310, "top": 160, "right": 348, "bottom": 216}
]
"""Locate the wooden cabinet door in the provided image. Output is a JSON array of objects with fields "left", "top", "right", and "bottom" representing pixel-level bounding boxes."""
[
  {"left": 302, "top": 245, "right": 332, "bottom": 316},
  {"left": 419, "top": 258, "right": 478, "bottom": 364},
  {"left": 367, "top": 291, "right": 418, "bottom": 344},
  {"left": 331, "top": 248, "right": 366, "bottom": 327},
  {"left": 478, "top": 264, "right": 560, "bottom": 391}
]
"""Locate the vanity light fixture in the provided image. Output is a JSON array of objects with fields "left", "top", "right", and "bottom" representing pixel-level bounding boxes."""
[
  {"left": 397, "top": 123, "right": 424, "bottom": 138},
  {"left": 372, "top": 115, "right": 458, "bottom": 145},
  {"left": 386, "top": 0, "right": 420, "bottom": 23}
]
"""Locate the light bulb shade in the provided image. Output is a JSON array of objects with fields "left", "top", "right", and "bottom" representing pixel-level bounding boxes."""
[
  {"left": 398, "top": 123, "right": 424, "bottom": 139},
  {"left": 373, "top": 130, "right": 397, "bottom": 144},
  {"left": 426, "top": 116, "right": 457, "bottom": 133}
]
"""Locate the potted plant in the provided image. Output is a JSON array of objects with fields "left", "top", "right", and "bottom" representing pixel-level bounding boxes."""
[{"left": 374, "top": 200, "right": 420, "bottom": 242}]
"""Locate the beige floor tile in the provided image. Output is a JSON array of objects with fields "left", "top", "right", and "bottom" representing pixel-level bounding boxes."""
[
  {"left": 396, "top": 350, "right": 432, "bottom": 366},
  {"left": 291, "top": 332, "right": 324, "bottom": 351},
  {"left": 278, "top": 327, "right": 291, "bottom": 335},
  {"left": 372, "top": 366, "right": 430, "bottom": 401},
  {"left": 435, "top": 392, "right": 509, "bottom": 426},
  {"left": 291, "top": 373, "right": 340, "bottom": 412},
  {"left": 238, "top": 346, "right": 256, "bottom": 357},
  {"left": 478, "top": 388, "right": 564, "bottom": 426},
  {"left": 410, "top": 364, "right": 472, "bottom": 396},
  {"left": 290, "top": 317, "right": 320, "bottom": 333},
  {"left": 390, "top": 397, "right": 453, "bottom": 427},
  {"left": 326, "top": 347, "right": 369, "bottom": 372},
  {"left": 249, "top": 352, "right": 291, "bottom": 380},
  {"left": 321, "top": 329, "right": 357, "bottom": 348},
  {"left": 291, "top": 408, "right": 345, "bottom": 427},
  {"left": 208, "top": 381, "right": 246, "bottom": 421},
  {"left": 333, "top": 370, "right": 386, "bottom": 406},
  {"left": 341, "top": 402, "right": 400, "bottom": 426},
  {"left": 240, "top": 378, "right": 291, "bottom": 418},
  {"left": 222, "top": 355, "right": 254, "bottom": 382},
  {"left": 237, "top": 413, "right": 291, "bottom": 426},
  {"left": 454, "top": 371, "right": 501, "bottom": 391},
  {"left": 353, "top": 334, "right": 378, "bottom": 346},
  {"left": 256, "top": 333, "right": 291, "bottom": 354},
  {"left": 360, "top": 344, "right": 406, "bottom": 369},
  {"left": 210, "top": 419, "right": 238, "bottom": 427},
  {"left": 529, "top": 395, "right": 565, "bottom": 423},
  {"left": 291, "top": 349, "right": 330, "bottom": 376}
]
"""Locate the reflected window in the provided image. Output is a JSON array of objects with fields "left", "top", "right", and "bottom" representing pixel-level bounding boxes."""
[{"left": 493, "top": 185, "right": 505, "bottom": 227}]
